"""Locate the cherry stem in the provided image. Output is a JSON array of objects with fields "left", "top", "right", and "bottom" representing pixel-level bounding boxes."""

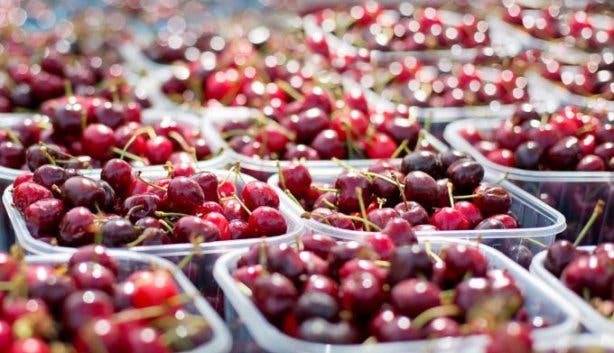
[
  {"left": 522, "top": 237, "right": 547, "bottom": 249},
  {"left": 154, "top": 211, "right": 187, "bottom": 218},
  {"left": 111, "top": 293, "right": 195, "bottom": 324},
  {"left": 119, "top": 127, "right": 153, "bottom": 160},
  {"left": 424, "top": 241, "right": 443, "bottom": 264},
  {"left": 284, "top": 189, "right": 303, "bottom": 208},
  {"left": 341, "top": 213, "right": 382, "bottom": 232},
  {"left": 176, "top": 236, "right": 203, "bottom": 271},
  {"left": 158, "top": 219, "right": 174, "bottom": 233},
  {"left": 276, "top": 80, "right": 304, "bottom": 101},
  {"left": 39, "top": 146, "right": 57, "bottom": 166},
  {"left": 235, "top": 280, "right": 253, "bottom": 297},
  {"left": 64, "top": 80, "right": 73, "bottom": 96},
  {"left": 135, "top": 171, "right": 167, "bottom": 191},
  {"left": 125, "top": 228, "right": 156, "bottom": 247},
  {"left": 220, "top": 128, "right": 250, "bottom": 139},
  {"left": 258, "top": 241, "right": 267, "bottom": 269},
  {"left": 112, "top": 147, "right": 145, "bottom": 163},
  {"left": 4, "top": 130, "right": 22, "bottom": 147},
  {"left": 313, "top": 185, "right": 340, "bottom": 194},
  {"left": 233, "top": 195, "right": 252, "bottom": 216},
  {"left": 412, "top": 305, "right": 461, "bottom": 330},
  {"left": 447, "top": 182, "right": 455, "bottom": 208},
  {"left": 276, "top": 161, "right": 287, "bottom": 190},
  {"left": 373, "top": 260, "right": 390, "bottom": 268},
  {"left": 355, "top": 187, "right": 371, "bottom": 232},
  {"left": 574, "top": 199, "right": 605, "bottom": 247},
  {"left": 320, "top": 197, "right": 338, "bottom": 210},
  {"left": 390, "top": 139, "right": 409, "bottom": 159}
]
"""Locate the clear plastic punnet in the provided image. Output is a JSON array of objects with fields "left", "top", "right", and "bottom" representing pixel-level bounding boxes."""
[
  {"left": 206, "top": 106, "right": 449, "bottom": 181},
  {"left": 25, "top": 250, "right": 232, "bottom": 353},
  {"left": 444, "top": 118, "right": 614, "bottom": 244},
  {"left": 0, "top": 109, "right": 229, "bottom": 251},
  {"left": 3, "top": 169, "right": 303, "bottom": 310},
  {"left": 530, "top": 246, "right": 614, "bottom": 334},
  {"left": 213, "top": 237, "right": 579, "bottom": 353},
  {"left": 268, "top": 168, "right": 566, "bottom": 259}
]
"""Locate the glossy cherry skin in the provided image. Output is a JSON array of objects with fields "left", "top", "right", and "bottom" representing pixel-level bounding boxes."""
[
  {"left": 253, "top": 273, "right": 297, "bottom": 320},
  {"left": 430, "top": 207, "right": 471, "bottom": 231},
  {"left": 241, "top": 181, "right": 280, "bottom": 211},
  {"left": 58, "top": 207, "right": 98, "bottom": 246},
  {"left": 339, "top": 271, "right": 384, "bottom": 316},
  {"left": 24, "top": 198, "right": 65, "bottom": 237},
  {"left": 13, "top": 182, "right": 54, "bottom": 212},
  {"left": 167, "top": 176, "right": 205, "bottom": 214},
  {"left": 101, "top": 159, "right": 133, "bottom": 197},
  {"left": 172, "top": 216, "right": 220, "bottom": 243},
  {"left": 247, "top": 206, "right": 287, "bottom": 236},
  {"left": 62, "top": 290, "right": 114, "bottom": 333},
  {"left": 391, "top": 278, "right": 441, "bottom": 318}
]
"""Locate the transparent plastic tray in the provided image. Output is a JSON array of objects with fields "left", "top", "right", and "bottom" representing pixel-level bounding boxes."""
[
  {"left": 4, "top": 169, "right": 304, "bottom": 310},
  {"left": 206, "top": 106, "right": 449, "bottom": 181},
  {"left": 268, "top": 169, "right": 566, "bottom": 258},
  {"left": 444, "top": 118, "right": 614, "bottom": 243},
  {"left": 528, "top": 72, "right": 614, "bottom": 112},
  {"left": 213, "top": 237, "right": 578, "bottom": 353},
  {"left": 26, "top": 250, "right": 231, "bottom": 353},
  {"left": 530, "top": 246, "right": 614, "bottom": 334}
]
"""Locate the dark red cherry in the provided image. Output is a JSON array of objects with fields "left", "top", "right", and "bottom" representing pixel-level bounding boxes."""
[
  {"left": 62, "top": 290, "right": 114, "bottom": 333},
  {"left": 298, "top": 318, "right": 358, "bottom": 344},
  {"left": 279, "top": 163, "right": 312, "bottom": 198},
  {"left": 69, "top": 245, "right": 119, "bottom": 276},
  {"left": 473, "top": 185, "right": 512, "bottom": 216},
  {"left": 58, "top": 207, "right": 98, "bottom": 246},
  {"left": 241, "top": 181, "right": 279, "bottom": 211},
  {"left": 62, "top": 176, "right": 106, "bottom": 211},
  {"left": 253, "top": 273, "right": 297, "bottom": 320},
  {"left": 388, "top": 244, "right": 433, "bottom": 285},
  {"left": 247, "top": 206, "right": 287, "bottom": 236},
  {"left": 172, "top": 216, "right": 220, "bottom": 243},
  {"left": 101, "top": 218, "right": 138, "bottom": 247},
  {"left": 167, "top": 176, "right": 205, "bottom": 214},
  {"left": 101, "top": 159, "right": 133, "bottom": 197},
  {"left": 339, "top": 271, "right": 384, "bottom": 316},
  {"left": 25, "top": 198, "right": 64, "bottom": 237},
  {"left": 394, "top": 201, "right": 429, "bottom": 226},
  {"left": 391, "top": 278, "right": 441, "bottom": 318},
  {"left": 70, "top": 262, "right": 116, "bottom": 294},
  {"left": 403, "top": 171, "right": 438, "bottom": 208},
  {"left": 446, "top": 159, "right": 484, "bottom": 193}
]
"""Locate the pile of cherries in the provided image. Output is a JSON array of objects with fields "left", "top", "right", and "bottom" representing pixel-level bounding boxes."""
[
  {"left": 12, "top": 159, "right": 288, "bottom": 247},
  {"left": 0, "top": 245, "right": 212, "bottom": 352},
  {"left": 232, "top": 234, "right": 540, "bottom": 344},
  {"left": 503, "top": 2, "right": 613, "bottom": 52},
  {"left": 356, "top": 60, "right": 529, "bottom": 107},
  {"left": 312, "top": 2, "right": 490, "bottom": 52},
  {"left": 219, "top": 80, "right": 431, "bottom": 160},
  {"left": 540, "top": 52, "right": 613, "bottom": 100},
  {"left": 0, "top": 91, "right": 217, "bottom": 171},
  {"left": 544, "top": 237, "right": 614, "bottom": 320},
  {"left": 144, "top": 28, "right": 225, "bottom": 64},
  {"left": 278, "top": 150, "right": 520, "bottom": 234},
  {"left": 460, "top": 103, "right": 614, "bottom": 171}
]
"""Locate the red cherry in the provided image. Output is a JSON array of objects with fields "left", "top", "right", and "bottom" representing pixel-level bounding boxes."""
[
  {"left": 203, "top": 212, "right": 231, "bottom": 240},
  {"left": 129, "top": 270, "right": 180, "bottom": 309}
]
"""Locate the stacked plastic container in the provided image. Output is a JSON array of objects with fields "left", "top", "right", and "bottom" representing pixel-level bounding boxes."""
[
  {"left": 214, "top": 237, "right": 579, "bottom": 353},
  {"left": 444, "top": 118, "right": 614, "bottom": 243},
  {"left": 26, "top": 250, "right": 232, "bottom": 353},
  {"left": 3, "top": 169, "right": 303, "bottom": 310}
]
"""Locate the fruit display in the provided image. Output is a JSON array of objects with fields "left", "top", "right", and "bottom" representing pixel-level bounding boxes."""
[
  {"left": 0, "top": 104, "right": 224, "bottom": 172},
  {"left": 214, "top": 236, "right": 576, "bottom": 352},
  {"left": 6, "top": 162, "right": 294, "bottom": 248},
  {"left": 502, "top": 1, "right": 613, "bottom": 52},
  {"left": 353, "top": 60, "right": 529, "bottom": 108},
  {"left": 0, "top": 245, "right": 230, "bottom": 352},
  {"left": 309, "top": 2, "right": 490, "bottom": 53},
  {"left": 538, "top": 52, "right": 613, "bottom": 101},
  {"left": 445, "top": 103, "right": 613, "bottom": 243},
  {"left": 2, "top": 1, "right": 614, "bottom": 351}
]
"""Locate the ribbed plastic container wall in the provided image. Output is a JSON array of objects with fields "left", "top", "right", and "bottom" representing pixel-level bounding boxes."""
[
  {"left": 26, "top": 250, "right": 231, "bottom": 353},
  {"left": 4, "top": 169, "right": 303, "bottom": 311},
  {"left": 214, "top": 237, "right": 578, "bottom": 353},
  {"left": 444, "top": 118, "right": 614, "bottom": 244},
  {"left": 268, "top": 169, "right": 566, "bottom": 259},
  {"left": 530, "top": 246, "right": 614, "bottom": 334}
]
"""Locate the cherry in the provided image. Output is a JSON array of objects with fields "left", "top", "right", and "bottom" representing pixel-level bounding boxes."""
[
  {"left": 381, "top": 217, "right": 417, "bottom": 246},
  {"left": 367, "top": 208, "right": 400, "bottom": 230},
  {"left": 253, "top": 273, "right": 297, "bottom": 320},
  {"left": 7, "top": 338, "right": 51, "bottom": 353},
  {"left": 370, "top": 309, "right": 421, "bottom": 342},
  {"left": 303, "top": 274, "right": 338, "bottom": 298},
  {"left": 248, "top": 206, "right": 287, "bottom": 236},
  {"left": 394, "top": 201, "right": 429, "bottom": 226},
  {"left": 299, "top": 251, "right": 329, "bottom": 275},
  {"left": 101, "top": 218, "right": 138, "bottom": 246},
  {"left": 295, "top": 291, "right": 339, "bottom": 322},
  {"left": 485, "top": 322, "right": 532, "bottom": 353},
  {"left": 58, "top": 207, "right": 98, "bottom": 246},
  {"left": 145, "top": 136, "right": 173, "bottom": 164},
  {"left": 576, "top": 154, "right": 606, "bottom": 171},
  {"left": 302, "top": 233, "right": 337, "bottom": 260},
  {"left": 431, "top": 207, "right": 471, "bottom": 231},
  {"left": 453, "top": 201, "right": 483, "bottom": 227},
  {"left": 167, "top": 176, "right": 205, "bottom": 214},
  {"left": 365, "top": 133, "right": 398, "bottom": 159},
  {"left": 24, "top": 198, "right": 65, "bottom": 237},
  {"left": 62, "top": 176, "right": 106, "bottom": 211},
  {"left": 62, "top": 290, "right": 114, "bottom": 333},
  {"left": 190, "top": 172, "right": 219, "bottom": 202},
  {"left": 123, "top": 327, "right": 170, "bottom": 353},
  {"left": 547, "top": 136, "right": 582, "bottom": 170},
  {"left": 69, "top": 261, "right": 116, "bottom": 295},
  {"left": 74, "top": 318, "right": 123, "bottom": 353},
  {"left": 292, "top": 108, "right": 329, "bottom": 143},
  {"left": 335, "top": 172, "right": 372, "bottom": 213},
  {"left": 339, "top": 271, "right": 384, "bottom": 316},
  {"left": 435, "top": 244, "right": 487, "bottom": 287},
  {"left": 32, "top": 165, "right": 70, "bottom": 191},
  {"left": 446, "top": 160, "right": 484, "bottom": 193},
  {"left": 0, "top": 142, "right": 24, "bottom": 168},
  {"left": 515, "top": 141, "right": 543, "bottom": 170},
  {"left": 172, "top": 216, "right": 220, "bottom": 243},
  {"left": 453, "top": 277, "right": 492, "bottom": 315},
  {"left": 241, "top": 181, "right": 279, "bottom": 211},
  {"left": 473, "top": 185, "right": 512, "bottom": 216},
  {"left": 401, "top": 151, "right": 443, "bottom": 177},
  {"left": 310, "top": 129, "right": 346, "bottom": 160},
  {"left": 298, "top": 318, "right": 358, "bottom": 344},
  {"left": 562, "top": 254, "right": 612, "bottom": 298},
  {"left": 266, "top": 243, "right": 305, "bottom": 279},
  {"left": 388, "top": 244, "right": 433, "bottom": 285},
  {"left": 81, "top": 124, "right": 116, "bottom": 161},
  {"left": 123, "top": 194, "right": 161, "bottom": 222},
  {"left": 487, "top": 149, "right": 516, "bottom": 167},
  {"left": 544, "top": 240, "right": 581, "bottom": 277},
  {"left": 423, "top": 317, "right": 460, "bottom": 338},
  {"left": 68, "top": 245, "right": 119, "bottom": 276},
  {"left": 101, "top": 159, "right": 133, "bottom": 197},
  {"left": 391, "top": 278, "right": 441, "bottom": 318},
  {"left": 403, "top": 171, "right": 438, "bottom": 208},
  {"left": 130, "top": 269, "right": 179, "bottom": 309},
  {"left": 13, "top": 182, "right": 54, "bottom": 212}
]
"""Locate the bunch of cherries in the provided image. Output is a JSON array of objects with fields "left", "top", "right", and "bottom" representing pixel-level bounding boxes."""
[
  {"left": 0, "top": 91, "right": 216, "bottom": 171},
  {"left": 232, "top": 233, "right": 540, "bottom": 344},
  {"left": 12, "top": 159, "right": 288, "bottom": 247},
  {"left": 144, "top": 28, "right": 225, "bottom": 64},
  {"left": 503, "top": 2, "right": 613, "bottom": 52},
  {"left": 356, "top": 60, "right": 529, "bottom": 107},
  {"left": 312, "top": 2, "right": 490, "bottom": 52},
  {"left": 540, "top": 52, "right": 613, "bottom": 100},
  {"left": 461, "top": 104, "right": 614, "bottom": 171},
  {"left": 0, "top": 245, "right": 212, "bottom": 353},
  {"left": 544, "top": 224, "right": 614, "bottom": 320},
  {"left": 279, "top": 150, "right": 518, "bottom": 234}
]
